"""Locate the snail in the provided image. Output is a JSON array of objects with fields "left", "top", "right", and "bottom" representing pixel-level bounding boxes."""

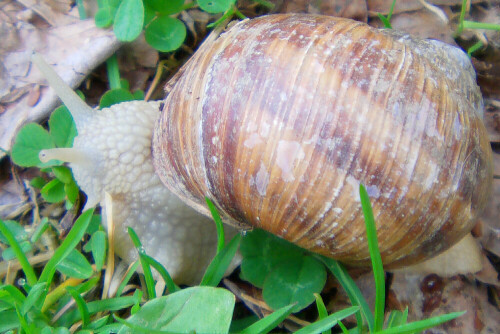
[{"left": 33, "top": 14, "right": 492, "bottom": 282}]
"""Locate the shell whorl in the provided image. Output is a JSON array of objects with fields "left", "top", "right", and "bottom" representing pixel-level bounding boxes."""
[{"left": 153, "top": 14, "right": 492, "bottom": 267}]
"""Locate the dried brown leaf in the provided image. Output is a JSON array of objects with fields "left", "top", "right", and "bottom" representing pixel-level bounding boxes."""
[
  {"left": 0, "top": 19, "right": 120, "bottom": 159},
  {"left": 390, "top": 273, "right": 500, "bottom": 333}
]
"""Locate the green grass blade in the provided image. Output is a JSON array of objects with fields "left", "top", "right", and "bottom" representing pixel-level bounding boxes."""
[
  {"left": 21, "top": 282, "right": 47, "bottom": 315},
  {"left": 456, "top": 0, "right": 468, "bottom": 35},
  {"left": 67, "top": 286, "right": 90, "bottom": 328},
  {"left": 0, "top": 219, "right": 38, "bottom": 286},
  {"left": 376, "top": 311, "right": 465, "bottom": 334},
  {"left": 359, "top": 184, "right": 385, "bottom": 332},
  {"left": 15, "top": 304, "right": 31, "bottom": 334},
  {"left": 337, "top": 320, "right": 349, "bottom": 334},
  {"left": 317, "top": 255, "right": 374, "bottom": 332},
  {"left": 0, "top": 285, "right": 26, "bottom": 305},
  {"left": 467, "top": 41, "right": 483, "bottom": 57},
  {"left": 58, "top": 295, "right": 137, "bottom": 325},
  {"left": 106, "top": 54, "right": 122, "bottom": 90},
  {"left": 127, "top": 227, "right": 156, "bottom": 299},
  {"left": 314, "top": 293, "right": 331, "bottom": 334},
  {"left": 386, "top": 307, "right": 408, "bottom": 328},
  {"left": 239, "top": 303, "right": 295, "bottom": 334},
  {"left": 115, "top": 261, "right": 140, "bottom": 297},
  {"left": 76, "top": 276, "right": 101, "bottom": 295},
  {"left": 200, "top": 233, "right": 241, "bottom": 287},
  {"left": 31, "top": 217, "right": 50, "bottom": 243},
  {"left": 38, "top": 209, "right": 94, "bottom": 284},
  {"left": 0, "top": 309, "right": 19, "bottom": 332},
  {"left": 295, "top": 306, "right": 360, "bottom": 334},
  {"left": 462, "top": 20, "right": 500, "bottom": 30},
  {"left": 142, "top": 254, "right": 180, "bottom": 293},
  {"left": 387, "top": 0, "right": 396, "bottom": 21},
  {"left": 206, "top": 197, "right": 225, "bottom": 254}
]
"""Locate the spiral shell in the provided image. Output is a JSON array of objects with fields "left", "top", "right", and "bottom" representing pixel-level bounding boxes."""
[{"left": 153, "top": 14, "right": 492, "bottom": 268}]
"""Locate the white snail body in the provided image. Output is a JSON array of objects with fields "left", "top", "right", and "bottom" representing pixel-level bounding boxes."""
[{"left": 35, "top": 56, "right": 238, "bottom": 285}]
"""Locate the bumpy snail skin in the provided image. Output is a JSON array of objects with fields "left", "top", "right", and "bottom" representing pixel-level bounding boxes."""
[
  {"left": 153, "top": 14, "right": 493, "bottom": 269},
  {"left": 34, "top": 55, "right": 237, "bottom": 285}
]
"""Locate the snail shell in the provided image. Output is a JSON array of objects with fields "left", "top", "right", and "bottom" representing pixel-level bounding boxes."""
[{"left": 153, "top": 14, "right": 493, "bottom": 268}]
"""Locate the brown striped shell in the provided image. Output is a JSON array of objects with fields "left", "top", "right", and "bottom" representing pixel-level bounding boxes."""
[{"left": 152, "top": 14, "right": 493, "bottom": 268}]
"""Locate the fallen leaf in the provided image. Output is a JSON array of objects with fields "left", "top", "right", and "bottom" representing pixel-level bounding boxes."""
[
  {"left": 390, "top": 273, "right": 500, "bottom": 333},
  {"left": 0, "top": 18, "right": 120, "bottom": 159}
]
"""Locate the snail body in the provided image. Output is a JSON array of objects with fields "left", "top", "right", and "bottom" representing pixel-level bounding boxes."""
[
  {"left": 153, "top": 14, "right": 492, "bottom": 268},
  {"left": 34, "top": 56, "right": 238, "bottom": 285}
]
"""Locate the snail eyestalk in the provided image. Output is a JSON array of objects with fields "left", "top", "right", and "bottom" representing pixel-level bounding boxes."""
[
  {"left": 39, "top": 148, "right": 89, "bottom": 164},
  {"left": 31, "top": 53, "right": 93, "bottom": 128}
]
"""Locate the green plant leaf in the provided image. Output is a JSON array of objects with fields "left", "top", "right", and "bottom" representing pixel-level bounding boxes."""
[
  {"left": 117, "top": 286, "right": 235, "bottom": 333},
  {"left": 206, "top": 197, "right": 225, "bottom": 253},
  {"left": 0, "top": 309, "right": 19, "bottom": 332},
  {"left": 21, "top": 282, "right": 47, "bottom": 315},
  {"left": 143, "top": 4, "right": 156, "bottom": 27},
  {"left": 88, "top": 315, "right": 110, "bottom": 330},
  {"left": 263, "top": 256, "right": 326, "bottom": 312},
  {"left": 377, "top": 13, "right": 392, "bottom": 29},
  {"left": 0, "top": 220, "right": 28, "bottom": 244},
  {"left": 141, "top": 254, "right": 180, "bottom": 293},
  {"left": 30, "top": 176, "right": 47, "bottom": 189},
  {"left": 132, "top": 89, "right": 144, "bottom": 100},
  {"left": 49, "top": 106, "right": 77, "bottom": 148},
  {"left": 86, "top": 214, "right": 102, "bottom": 236},
  {"left": 127, "top": 227, "right": 156, "bottom": 299},
  {"left": 41, "top": 179, "right": 66, "bottom": 203},
  {"left": 2, "top": 241, "right": 32, "bottom": 261},
  {"left": 95, "top": 8, "right": 114, "bottom": 28},
  {"left": 240, "top": 229, "right": 304, "bottom": 288},
  {"left": 90, "top": 231, "right": 107, "bottom": 271},
  {"left": 11, "top": 123, "right": 56, "bottom": 167},
  {"left": 359, "top": 184, "right": 385, "bottom": 332},
  {"left": 295, "top": 306, "right": 360, "bottom": 334},
  {"left": 145, "top": 16, "right": 187, "bottom": 52},
  {"left": 115, "top": 261, "right": 140, "bottom": 297},
  {"left": 114, "top": 0, "right": 144, "bottom": 42},
  {"left": 99, "top": 88, "right": 135, "bottom": 109},
  {"left": 106, "top": 54, "right": 122, "bottom": 90},
  {"left": 67, "top": 286, "right": 90, "bottom": 327},
  {"left": 144, "top": 0, "right": 184, "bottom": 14},
  {"left": 386, "top": 308, "right": 408, "bottom": 328},
  {"left": 39, "top": 209, "right": 94, "bottom": 284},
  {"left": 239, "top": 303, "right": 295, "bottom": 334},
  {"left": 65, "top": 180, "right": 80, "bottom": 205},
  {"left": 314, "top": 293, "right": 331, "bottom": 334},
  {"left": 198, "top": 0, "right": 236, "bottom": 13},
  {"left": 317, "top": 255, "right": 374, "bottom": 332},
  {"left": 56, "top": 249, "right": 94, "bottom": 279},
  {"left": 52, "top": 166, "right": 73, "bottom": 184},
  {"left": 31, "top": 217, "right": 50, "bottom": 243},
  {"left": 200, "top": 233, "right": 241, "bottom": 287},
  {"left": 0, "top": 220, "right": 37, "bottom": 285},
  {"left": 56, "top": 295, "right": 137, "bottom": 326},
  {"left": 377, "top": 311, "right": 465, "bottom": 334}
]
